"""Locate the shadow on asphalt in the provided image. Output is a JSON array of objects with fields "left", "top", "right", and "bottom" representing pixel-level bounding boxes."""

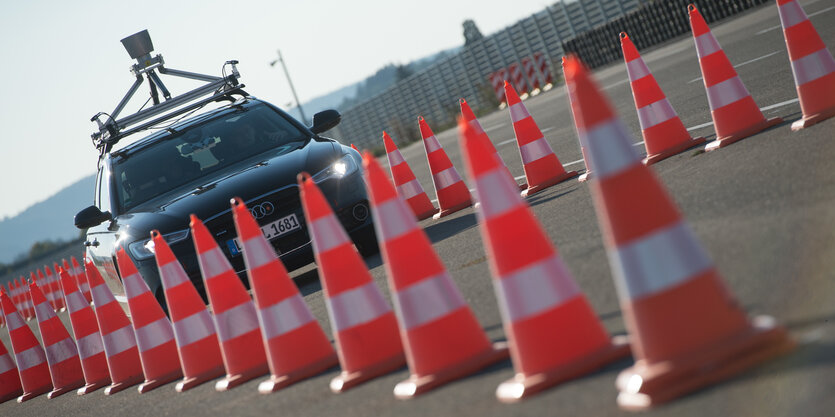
[
  {"left": 423, "top": 212, "right": 478, "bottom": 245},
  {"left": 526, "top": 187, "right": 578, "bottom": 208}
]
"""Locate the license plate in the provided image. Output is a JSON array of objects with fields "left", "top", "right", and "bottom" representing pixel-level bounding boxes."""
[{"left": 226, "top": 213, "right": 301, "bottom": 256}]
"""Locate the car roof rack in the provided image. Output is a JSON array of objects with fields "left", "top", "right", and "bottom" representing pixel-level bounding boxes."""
[{"left": 91, "top": 29, "right": 247, "bottom": 154}]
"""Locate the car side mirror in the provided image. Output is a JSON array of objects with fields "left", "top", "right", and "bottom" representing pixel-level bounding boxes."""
[
  {"left": 310, "top": 109, "right": 341, "bottom": 134},
  {"left": 74, "top": 205, "right": 112, "bottom": 229}
]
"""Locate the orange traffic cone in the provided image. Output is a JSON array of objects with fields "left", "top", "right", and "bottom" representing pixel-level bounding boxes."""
[
  {"left": 564, "top": 55, "right": 794, "bottom": 410},
  {"left": 71, "top": 256, "right": 92, "bottom": 304},
  {"left": 383, "top": 132, "right": 437, "bottom": 220},
  {"left": 190, "top": 215, "right": 270, "bottom": 391},
  {"left": 362, "top": 151, "right": 508, "bottom": 399},
  {"left": 0, "top": 289, "right": 51, "bottom": 402},
  {"left": 35, "top": 269, "right": 56, "bottom": 312},
  {"left": 503, "top": 81, "right": 578, "bottom": 196},
  {"left": 49, "top": 263, "right": 66, "bottom": 312},
  {"left": 29, "top": 281, "right": 85, "bottom": 398},
  {"left": 562, "top": 56, "right": 593, "bottom": 182},
  {"left": 58, "top": 266, "right": 110, "bottom": 395},
  {"left": 688, "top": 4, "right": 782, "bottom": 151},
  {"left": 777, "top": 0, "right": 835, "bottom": 130},
  {"left": 298, "top": 175, "right": 405, "bottom": 392},
  {"left": 619, "top": 32, "right": 706, "bottom": 164},
  {"left": 418, "top": 116, "right": 473, "bottom": 218},
  {"left": 9, "top": 279, "right": 23, "bottom": 318},
  {"left": 459, "top": 116, "right": 631, "bottom": 402},
  {"left": 152, "top": 230, "right": 225, "bottom": 392},
  {"left": 460, "top": 98, "right": 525, "bottom": 190},
  {"left": 115, "top": 249, "right": 183, "bottom": 393},
  {"left": 0, "top": 338, "right": 23, "bottom": 403},
  {"left": 230, "top": 197, "right": 339, "bottom": 393},
  {"left": 86, "top": 259, "right": 145, "bottom": 395}
]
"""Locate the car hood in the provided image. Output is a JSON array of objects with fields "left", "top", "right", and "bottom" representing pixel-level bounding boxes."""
[{"left": 115, "top": 139, "right": 341, "bottom": 240}]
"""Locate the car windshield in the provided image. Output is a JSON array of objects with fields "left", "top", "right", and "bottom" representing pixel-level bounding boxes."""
[{"left": 112, "top": 104, "right": 307, "bottom": 212}]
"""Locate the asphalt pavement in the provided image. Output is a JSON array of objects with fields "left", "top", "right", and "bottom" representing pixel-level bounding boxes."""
[{"left": 2, "top": 1, "right": 834, "bottom": 416}]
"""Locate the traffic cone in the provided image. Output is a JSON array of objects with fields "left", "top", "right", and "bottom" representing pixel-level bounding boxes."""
[
  {"left": 362, "top": 151, "right": 509, "bottom": 399},
  {"left": 564, "top": 55, "right": 794, "bottom": 410},
  {"left": 351, "top": 143, "right": 360, "bottom": 152},
  {"left": 777, "top": 0, "right": 835, "bottom": 130},
  {"left": 0, "top": 301, "right": 4, "bottom": 328},
  {"left": 50, "top": 263, "right": 66, "bottom": 311},
  {"left": 152, "top": 230, "right": 225, "bottom": 392},
  {"left": 383, "top": 131, "right": 437, "bottom": 220},
  {"left": 115, "top": 248, "right": 183, "bottom": 393},
  {"left": 29, "top": 281, "right": 85, "bottom": 398},
  {"left": 418, "top": 116, "right": 473, "bottom": 218},
  {"left": 86, "top": 259, "right": 145, "bottom": 395},
  {"left": 230, "top": 197, "right": 339, "bottom": 393},
  {"left": 688, "top": 4, "right": 782, "bottom": 151},
  {"left": 619, "top": 32, "right": 707, "bottom": 164},
  {"left": 71, "top": 256, "right": 92, "bottom": 304},
  {"left": 460, "top": 98, "right": 525, "bottom": 190},
  {"left": 0, "top": 290, "right": 51, "bottom": 402},
  {"left": 190, "top": 215, "right": 270, "bottom": 391},
  {"left": 35, "top": 269, "right": 56, "bottom": 312},
  {"left": 504, "top": 81, "right": 578, "bottom": 196},
  {"left": 9, "top": 279, "right": 23, "bottom": 317},
  {"left": 459, "top": 116, "right": 631, "bottom": 402},
  {"left": 562, "top": 56, "right": 593, "bottom": 182},
  {"left": 24, "top": 278, "right": 36, "bottom": 320},
  {"left": 58, "top": 266, "right": 110, "bottom": 395},
  {"left": 298, "top": 175, "right": 405, "bottom": 392},
  {"left": 0, "top": 338, "right": 23, "bottom": 404}
]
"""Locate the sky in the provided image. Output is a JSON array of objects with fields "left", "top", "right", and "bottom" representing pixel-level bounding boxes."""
[{"left": 0, "top": 0, "right": 557, "bottom": 220}]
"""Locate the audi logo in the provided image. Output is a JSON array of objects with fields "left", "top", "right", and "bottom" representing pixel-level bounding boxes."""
[{"left": 249, "top": 202, "right": 274, "bottom": 219}]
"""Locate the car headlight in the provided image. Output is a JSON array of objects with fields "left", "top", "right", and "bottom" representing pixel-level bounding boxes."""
[
  {"left": 311, "top": 153, "right": 358, "bottom": 183},
  {"left": 127, "top": 229, "right": 189, "bottom": 260}
]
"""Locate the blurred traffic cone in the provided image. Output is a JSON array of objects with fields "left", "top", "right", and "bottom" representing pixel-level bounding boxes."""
[
  {"left": 0, "top": 338, "right": 23, "bottom": 404},
  {"left": 29, "top": 281, "right": 85, "bottom": 398},
  {"left": 86, "top": 260, "right": 145, "bottom": 395},
  {"left": 0, "top": 290, "right": 51, "bottom": 402},
  {"left": 619, "top": 32, "right": 706, "bottom": 164},
  {"left": 230, "top": 197, "right": 338, "bottom": 393},
  {"left": 562, "top": 56, "right": 593, "bottom": 182},
  {"left": 71, "top": 256, "right": 93, "bottom": 304},
  {"left": 190, "top": 215, "right": 269, "bottom": 391},
  {"left": 298, "top": 175, "right": 405, "bottom": 392},
  {"left": 115, "top": 248, "right": 183, "bottom": 393},
  {"left": 459, "top": 116, "right": 630, "bottom": 402},
  {"left": 50, "top": 263, "right": 66, "bottom": 311},
  {"left": 58, "top": 267, "right": 110, "bottom": 395},
  {"left": 777, "top": 0, "right": 835, "bottom": 130},
  {"left": 152, "top": 230, "right": 225, "bottom": 392},
  {"left": 418, "top": 116, "right": 473, "bottom": 218},
  {"left": 504, "top": 81, "right": 578, "bottom": 196},
  {"left": 35, "top": 269, "right": 56, "bottom": 312},
  {"left": 460, "top": 98, "right": 525, "bottom": 190},
  {"left": 10, "top": 279, "right": 23, "bottom": 317},
  {"left": 351, "top": 143, "right": 360, "bottom": 152},
  {"left": 689, "top": 4, "right": 782, "bottom": 151},
  {"left": 362, "top": 151, "right": 508, "bottom": 399},
  {"left": 564, "top": 55, "right": 794, "bottom": 410},
  {"left": 383, "top": 132, "right": 437, "bottom": 220}
]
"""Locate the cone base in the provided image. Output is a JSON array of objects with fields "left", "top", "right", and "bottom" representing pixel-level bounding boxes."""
[
  {"left": 258, "top": 353, "right": 338, "bottom": 394},
  {"left": 77, "top": 379, "right": 110, "bottom": 395},
  {"left": 47, "top": 379, "right": 85, "bottom": 399},
  {"left": 393, "top": 341, "right": 509, "bottom": 399},
  {"left": 578, "top": 171, "right": 592, "bottom": 183},
  {"left": 1, "top": 389, "right": 23, "bottom": 404},
  {"left": 330, "top": 352, "right": 407, "bottom": 393},
  {"left": 415, "top": 208, "right": 439, "bottom": 221},
  {"left": 17, "top": 385, "right": 52, "bottom": 403},
  {"left": 616, "top": 316, "right": 794, "bottom": 411},
  {"left": 791, "top": 108, "right": 835, "bottom": 131},
  {"left": 215, "top": 364, "right": 270, "bottom": 392},
  {"left": 104, "top": 375, "right": 144, "bottom": 395},
  {"left": 433, "top": 200, "right": 473, "bottom": 220},
  {"left": 137, "top": 369, "right": 183, "bottom": 393},
  {"left": 643, "top": 137, "right": 707, "bottom": 166},
  {"left": 496, "top": 336, "right": 631, "bottom": 403},
  {"left": 521, "top": 171, "right": 579, "bottom": 197},
  {"left": 175, "top": 366, "right": 226, "bottom": 392},
  {"left": 705, "top": 117, "right": 782, "bottom": 152}
]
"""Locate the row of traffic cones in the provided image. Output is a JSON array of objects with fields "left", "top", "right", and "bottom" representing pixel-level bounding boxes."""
[{"left": 3, "top": 255, "right": 91, "bottom": 321}]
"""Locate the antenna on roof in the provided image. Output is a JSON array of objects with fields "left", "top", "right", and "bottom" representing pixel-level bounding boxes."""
[{"left": 90, "top": 29, "right": 246, "bottom": 152}]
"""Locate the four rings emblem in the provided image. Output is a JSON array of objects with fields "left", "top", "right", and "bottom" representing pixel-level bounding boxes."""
[{"left": 249, "top": 202, "right": 274, "bottom": 219}]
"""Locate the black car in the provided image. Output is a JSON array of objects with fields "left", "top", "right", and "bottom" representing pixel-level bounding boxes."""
[{"left": 75, "top": 95, "right": 376, "bottom": 309}]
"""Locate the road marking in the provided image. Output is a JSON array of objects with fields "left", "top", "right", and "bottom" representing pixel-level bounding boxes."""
[
  {"left": 688, "top": 51, "right": 781, "bottom": 83},
  {"left": 684, "top": 98, "right": 800, "bottom": 131},
  {"left": 687, "top": 121, "right": 714, "bottom": 132},
  {"left": 498, "top": 138, "right": 516, "bottom": 147},
  {"left": 603, "top": 79, "right": 630, "bottom": 90},
  {"left": 484, "top": 124, "right": 506, "bottom": 132},
  {"left": 755, "top": 5, "right": 835, "bottom": 35},
  {"left": 541, "top": 127, "right": 555, "bottom": 133}
]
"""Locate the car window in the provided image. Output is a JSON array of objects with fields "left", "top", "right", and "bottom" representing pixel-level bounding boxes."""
[{"left": 112, "top": 104, "right": 307, "bottom": 212}]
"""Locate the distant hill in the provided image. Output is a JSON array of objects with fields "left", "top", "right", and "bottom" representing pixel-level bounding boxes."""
[{"left": 0, "top": 174, "right": 95, "bottom": 263}]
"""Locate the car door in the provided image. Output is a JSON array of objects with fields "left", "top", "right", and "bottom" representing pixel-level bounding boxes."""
[{"left": 85, "top": 161, "right": 126, "bottom": 304}]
